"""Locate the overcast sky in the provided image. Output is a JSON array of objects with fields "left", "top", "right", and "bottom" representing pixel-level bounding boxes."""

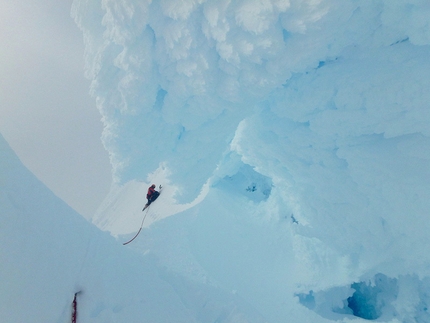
[{"left": 0, "top": 0, "right": 112, "bottom": 218}]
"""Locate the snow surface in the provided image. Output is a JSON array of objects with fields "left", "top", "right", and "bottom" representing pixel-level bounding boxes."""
[
  {"left": 0, "top": 134, "right": 268, "bottom": 323},
  {"left": 2, "top": 0, "right": 430, "bottom": 322}
]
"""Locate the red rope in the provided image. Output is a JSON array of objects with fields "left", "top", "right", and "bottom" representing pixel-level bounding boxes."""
[{"left": 71, "top": 293, "right": 78, "bottom": 323}]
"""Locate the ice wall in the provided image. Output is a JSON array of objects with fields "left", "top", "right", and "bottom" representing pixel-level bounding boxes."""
[
  {"left": 72, "top": 0, "right": 430, "bottom": 322},
  {"left": 72, "top": 0, "right": 430, "bottom": 201}
]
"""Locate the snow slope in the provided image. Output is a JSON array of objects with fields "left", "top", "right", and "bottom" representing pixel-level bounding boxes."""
[{"left": 0, "top": 133, "right": 270, "bottom": 322}]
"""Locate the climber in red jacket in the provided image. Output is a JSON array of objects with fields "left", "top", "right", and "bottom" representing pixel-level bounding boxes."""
[{"left": 145, "top": 184, "right": 160, "bottom": 208}]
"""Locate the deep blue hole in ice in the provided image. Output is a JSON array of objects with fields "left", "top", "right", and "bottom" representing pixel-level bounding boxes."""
[
  {"left": 347, "top": 282, "right": 381, "bottom": 320},
  {"left": 347, "top": 274, "right": 398, "bottom": 320}
]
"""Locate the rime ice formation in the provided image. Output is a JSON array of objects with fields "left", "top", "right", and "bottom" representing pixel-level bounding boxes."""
[
  {"left": 2, "top": 1, "right": 430, "bottom": 322},
  {"left": 73, "top": 0, "right": 430, "bottom": 321}
]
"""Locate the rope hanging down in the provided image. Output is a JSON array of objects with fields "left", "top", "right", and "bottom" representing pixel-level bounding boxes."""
[
  {"left": 123, "top": 185, "right": 162, "bottom": 245},
  {"left": 122, "top": 207, "right": 150, "bottom": 245}
]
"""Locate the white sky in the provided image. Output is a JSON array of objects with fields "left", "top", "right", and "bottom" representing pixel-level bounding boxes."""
[{"left": 0, "top": 0, "right": 112, "bottom": 218}]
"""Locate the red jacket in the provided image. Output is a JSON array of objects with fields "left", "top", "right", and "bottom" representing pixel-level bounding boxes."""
[{"left": 147, "top": 186, "right": 156, "bottom": 199}]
